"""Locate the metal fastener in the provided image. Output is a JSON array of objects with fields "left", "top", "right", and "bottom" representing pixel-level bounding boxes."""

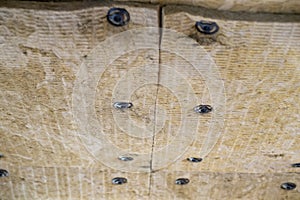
[
  {"left": 113, "top": 102, "right": 133, "bottom": 109},
  {"left": 112, "top": 177, "right": 127, "bottom": 185},
  {"left": 175, "top": 178, "right": 190, "bottom": 185},
  {"left": 107, "top": 8, "right": 130, "bottom": 27},
  {"left": 118, "top": 156, "right": 133, "bottom": 161},
  {"left": 194, "top": 105, "right": 213, "bottom": 114},
  {"left": 187, "top": 157, "right": 203, "bottom": 163},
  {"left": 291, "top": 163, "right": 300, "bottom": 168},
  {"left": 196, "top": 21, "right": 219, "bottom": 35},
  {"left": 0, "top": 169, "right": 9, "bottom": 177},
  {"left": 281, "top": 182, "right": 296, "bottom": 190}
]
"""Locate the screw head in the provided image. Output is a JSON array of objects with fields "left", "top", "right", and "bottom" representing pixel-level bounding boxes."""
[
  {"left": 291, "top": 163, "right": 300, "bottom": 168},
  {"left": 118, "top": 156, "right": 133, "bottom": 161},
  {"left": 113, "top": 102, "right": 133, "bottom": 109},
  {"left": 107, "top": 8, "right": 130, "bottom": 27},
  {"left": 195, "top": 21, "right": 219, "bottom": 35},
  {"left": 0, "top": 169, "right": 9, "bottom": 177},
  {"left": 281, "top": 182, "right": 296, "bottom": 190},
  {"left": 194, "top": 104, "right": 213, "bottom": 114},
  {"left": 175, "top": 178, "right": 190, "bottom": 185},
  {"left": 112, "top": 177, "right": 127, "bottom": 185},
  {"left": 187, "top": 157, "right": 203, "bottom": 163}
]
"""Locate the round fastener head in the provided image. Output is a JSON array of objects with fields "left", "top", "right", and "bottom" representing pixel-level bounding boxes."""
[
  {"left": 112, "top": 177, "right": 127, "bottom": 185},
  {"left": 281, "top": 182, "right": 296, "bottom": 190},
  {"left": 113, "top": 102, "right": 133, "bottom": 109},
  {"left": 107, "top": 8, "right": 130, "bottom": 27},
  {"left": 291, "top": 163, "right": 300, "bottom": 168},
  {"left": 187, "top": 157, "right": 203, "bottom": 163},
  {"left": 175, "top": 178, "right": 190, "bottom": 185},
  {"left": 195, "top": 21, "right": 219, "bottom": 35},
  {"left": 0, "top": 169, "right": 9, "bottom": 177},
  {"left": 194, "top": 105, "right": 213, "bottom": 114},
  {"left": 118, "top": 156, "right": 133, "bottom": 161}
]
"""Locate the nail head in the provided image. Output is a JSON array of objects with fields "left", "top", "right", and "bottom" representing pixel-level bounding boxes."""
[
  {"left": 281, "top": 182, "right": 296, "bottom": 190},
  {"left": 291, "top": 163, "right": 300, "bottom": 168},
  {"left": 0, "top": 169, "right": 9, "bottom": 177},
  {"left": 112, "top": 177, "right": 127, "bottom": 185},
  {"left": 195, "top": 21, "right": 219, "bottom": 35},
  {"left": 175, "top": 178, "right": 190, "bottom": 185},
  {"left": 194, "top": 105, "right": 213, "bottom": 114},
  {"left": 187, "top": 157, "right": 203, "bottom": 163},
  {"left": 107, "top": 8, "right": 130, "bottom": 27},
  {"left": 118, "top": 156, "right": 133, "bottom": 161},
  {"left": 113, "top": 102, "right": 133, "bottom": 109}
]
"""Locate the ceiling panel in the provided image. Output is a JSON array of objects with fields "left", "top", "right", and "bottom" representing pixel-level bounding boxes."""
[
  {"left": 155, "top": 5, "right": 300, "bottom": 174},
  {"left": 1, "top": 1, "right": 300, "bottom": 199},
  {"left": 0, "top": 1, "right": 159, "bottom": 199}
]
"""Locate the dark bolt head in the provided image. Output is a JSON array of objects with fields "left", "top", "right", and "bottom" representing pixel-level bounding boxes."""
[
  {"left": 281, "top": 182, "right": 296, "bottom": 190},
  {"left": 113, "top": 102, "right": 133, "bottom": 109},
  {"left": 175, "top": 178, "right": 190, "bottom": 185},
  {"left": 112, "top": 177, "right": 127, "bottom": 185},
  {"left": 0, "top": 169, "right": 9, "bottom": 177},
  {"left": 194, "top": 105, "right": 213, "bottom": 114},
  {"left": 107, "top": 8, "right": 130, "bottom": 27},
  {"left": 187, "top": 157, "right": 203, "bottom": 163},
  {"left": 291, "top": 163, "right": 300, "bottom": 168},
  {"left": 118, "top": 156, "right": 133, "bottom": 161},
  {"left": 196, "top": 21, "right": 219, "bottom": 35}
]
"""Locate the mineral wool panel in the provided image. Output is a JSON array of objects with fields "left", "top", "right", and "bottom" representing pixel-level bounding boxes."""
[
  {"left": 0, "top": 1, "right": 159, "bottom": 199},
  {"left": 158, "top": 5, "right": 300, "bottom": 173}
]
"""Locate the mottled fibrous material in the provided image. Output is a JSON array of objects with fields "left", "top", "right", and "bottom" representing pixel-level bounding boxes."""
[{"left": 0, "top": 1, "right": 300, "bottom": 199}]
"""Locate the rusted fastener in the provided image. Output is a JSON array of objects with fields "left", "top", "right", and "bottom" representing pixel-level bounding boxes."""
[
  {"left": 196, "top": 21, "right": 219, "bottom": 35},
  {"left": 107, "top": 8, "right": 130, "bottom": 27}
]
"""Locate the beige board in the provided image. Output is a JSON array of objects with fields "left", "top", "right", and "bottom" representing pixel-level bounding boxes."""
[
  {"left": 148, "top": 5, "right": 300, "bottom": 199},
  {"left": 0, "top": 1, "right": 300, "bottom": 200},
  {"left": 0, "top": 1, "right": 160, "bottom": 199},
  {"left": 1, "top": 167, "right": 150, "bottom": 199},
  {"left": 150, "top": 172, "right": 300, "bottom": 200},
  {"left": 159, "top": 5, "right": 300, "bottom": 173}
]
